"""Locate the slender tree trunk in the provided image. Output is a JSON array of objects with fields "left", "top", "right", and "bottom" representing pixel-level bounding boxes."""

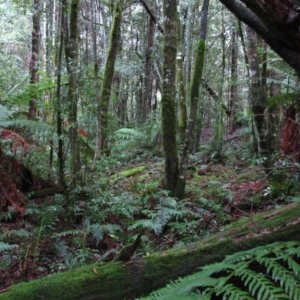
[
  {"left": 56, "top": 0, "right": 67, "bottom": 190},
  {"left": 65, "top": 0, "right": 81, "bottom": 187},
  {"left": 209, "top": 5, "right": 226, "bottom": 157},
  {"left": 228, "top": 18, "right": 238, "bottom": 133},
  {"left": 46, "top": 0, "right": 54, "bottom": 77},
  {"left": 192, "top": 0, "right": 210, "bottom": 152},
  {"left": 176, "top": 7, "right": 186, "bottom": 143},
  {"left": 178, "top": 0, "right": 210, "bottom": 198},
  {"left": 96, "top": 0, "right": 122, "bottom": 156},
  {"left": 247, "top": 26, "right": 269, "bottom": 160},
  {"left": 29, "top": 0, "right": 41, "bottom": 120},
  {"left": 161, "top": 0, "right": 180, "bottom": 197},
  {"left": 268, "top": 70, "right": 281, "bottom": 153},
  {"left": 142, "top": 1, "right": 155, "bottom": 122},
  {"left": 177, "top": 54, "right": 187, "bottom": 143}
]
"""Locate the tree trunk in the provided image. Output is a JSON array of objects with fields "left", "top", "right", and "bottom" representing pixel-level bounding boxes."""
[
  {"left": 246, "top": 26, "right": 269, "bottom": 160},
  {"left": 176, "top": 54, "right": 187, "bottom": 143},
  {"left": 141, "top": 1, "right": 155, "bottom": 122},
  {"left": 96, "top": 0, "right": 122, "bottom": 156},
  {"left": 28, "top": 0, "right": 41, "bottom": 120},
  {"left": 56, "top": 1, "right": 67, "bottom": 190},
  {"left": 176, "top": 7, "right": 186, "bottom": 143},
  {"left": 65, "top": 0, "right": 81, "bottom": 187},
  {"left": 228, "top": 17, "right": 238, "bottom": 133},
  {"left": 1, "top": 202, "right": 300, "bottom": 300},
  {"left": 177, "top": 0, "right": 210, "bottom": 198},
  {"left": 161, "top": 0, "right": 180, "bottom": 197},
  {"left": 45, "top": 0, "right": 54, "bottom": 77}
]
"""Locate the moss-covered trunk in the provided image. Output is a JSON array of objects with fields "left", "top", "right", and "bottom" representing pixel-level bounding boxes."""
[
  {"left": 28, "top": 0, "right": 41, "bottom": 120},
  {"left": 161, "top": 0, "right": 180, "bottom": 197},
  {"left": 178, "top": 0, "right": 209, "bottom": 198},
  {"left": 246, "top": 26, "right": 270, "bottom": 171},
  {"left": 96, "top": 0, "right": 122, "bottom": 156},
  {"left": 2, "top": 202, "right": 300, "bottom": 300},
  {"left": 65, "top": 0, "right": 81, "bottom": 186}
]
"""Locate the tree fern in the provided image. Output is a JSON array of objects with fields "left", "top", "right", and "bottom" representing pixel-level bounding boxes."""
[{"left": 140, "top": 241, "right": 300, "bottom": 300}]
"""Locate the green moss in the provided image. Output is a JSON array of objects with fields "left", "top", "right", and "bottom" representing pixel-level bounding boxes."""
[
  {"left": 108, "top": 166, "right": 146, "bottom": 183},
  {"left": 0, "top": 262, "right": 128, "bottom": 300}
]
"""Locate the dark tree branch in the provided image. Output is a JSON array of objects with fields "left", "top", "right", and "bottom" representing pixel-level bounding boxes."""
[
  {"left": 139, "top": 0, "right": 164, "bottom": 34},
  {"left": 218, "top": 0, "right": 300, "bottom": 74}
]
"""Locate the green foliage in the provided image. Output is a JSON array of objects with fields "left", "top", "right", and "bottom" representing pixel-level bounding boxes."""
[
  {"left": 141, "top": 241, "right": 300, "bottom": 300},
  {"left": 110, "top": 113, "right": 161, "bottom": 156},
  {"left": 129, "top": 190, "right": 184, "bottom": 235},
  {"left": 264, "top": 157, "right": 300, "bottom": 201},
  {"left": 0, "top": 104, "right": 12, "bottom": 120},
  {"left": 0, "top": 241, "right": 18, "bottom": 253},
  {"left": 267, "top": 93, "right": 298, "bottom": 108}
]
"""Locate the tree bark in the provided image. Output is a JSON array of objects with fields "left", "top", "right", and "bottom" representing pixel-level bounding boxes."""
[
  {"left": 161, "top": 0, "right": 180, "bottom": 197},
  {"left": 96, "top": 0, "right": 122, "bottom": 156},
  {"left": 228, "top": 18, "right": 238, "bottom": 133},
  {"left": 177, "top": 0, "right": 210, "bottom": 197},
  {"left": 247, "top": 26, "right": 269, "bottom": 159},
  {"left": 141, "top": 3, "right": 155, "bottom": 122},
  {"left": 56, "top": 1, "right": 67, "bottom": 190},
  {"left": 28, "top": 0, "right": 41, "bottom": 120},
  {"left": 65, "top": 0, "right": 81, "bottom": 187},
  {"left": 1, "top": 202, "right": 300, "bottom": 300}
]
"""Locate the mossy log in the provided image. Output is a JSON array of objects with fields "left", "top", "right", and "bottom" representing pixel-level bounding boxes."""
[
  {"left": 1, "top": 202, "right": 300, "bottom": 300},
  {"left": 108, "top": 166, "right": 146, "bottom": 183}
]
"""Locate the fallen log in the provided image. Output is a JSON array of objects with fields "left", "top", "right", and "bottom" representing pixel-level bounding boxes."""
[
  {"left": 108, "top": 166, "right": 146, "bottom": 184},
  {"left": 1, "top": 202, "right": 300, "bottom": 300}
]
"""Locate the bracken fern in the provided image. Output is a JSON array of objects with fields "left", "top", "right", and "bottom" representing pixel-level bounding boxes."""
[{"left": 140, "top": 241, "right": 300, "bottom": 300}]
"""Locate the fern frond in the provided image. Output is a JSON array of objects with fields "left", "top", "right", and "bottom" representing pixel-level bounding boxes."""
[
  {"left": 88, "top": 224, "right": 103, "bottom": 246},
  {"left": 129, "top": 219, "right": 162, "bottom": 234},
  {"left": 236, "top": 267, "right": 287, "bottom": 300},
  {"left": 257, "top": 255, "right": 300, "bottom": 299},
  {"left": 216, "top": 282, "right": 252, "bottom": 300},
  {"left": 140, "top": 241, "right": 300, "bottom": 300},
  {"left": 0, "top": 241, "right": 18, "bottom": 253},
  {"left": 3, "top": 228, "right": 30, "bottom": 239},
  {"left": 51, "top": 230, "right": 84, "bottom": 240}
]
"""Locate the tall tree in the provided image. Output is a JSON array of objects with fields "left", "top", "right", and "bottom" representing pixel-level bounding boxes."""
[
  {"left": 65, "top": 0, "right": 81, "bottom": 186},
  {"left": 178, "top": 0, "right": 210, "bottom": 197},
  {"left": 228, "top": 18, "right": 238, "bottom": 133},
  {"left": 96, "top": 0, "right": 122, "bottom": 156},
  {"left": 141, "top": 0, "right": 156, "bottom": 122},
  {"left": 56, "top": 0, "right": 67, "bottom": 189},
  {"left": 28, "top": 0, "right": 41, "bottom": 120},
  {"left": 247, "top": 26, "right": 269, "bottom": 159},
  {"left": 161, "top": 0, "right": 180, "bottom": 197}
]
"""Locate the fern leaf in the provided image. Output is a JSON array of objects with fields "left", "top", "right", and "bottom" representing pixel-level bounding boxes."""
[
  {"left": 0, "top": 241, "right": 18, "bottom": 253},
  {"left": 279, "top": 251, "right": 300, "bottom": 279},
  {"left": 257, "top": 255, "right": 300, "bottom": 299},
  {"left": 51, "top": 230, "right": 84, "bottom": 240},
  {"left": 236, "top": 267, "right": 287, "bottom": 300},
  {"left": 88, "top": 224, "right": 103, "bottom": 246},
  {"left": 217, "top": 283, "right": 252, "bottom": 300}
]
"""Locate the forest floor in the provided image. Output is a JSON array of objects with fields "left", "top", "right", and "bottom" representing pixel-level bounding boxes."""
[{"left": 0, "top": 132, "right": 298, "bottom": 292}]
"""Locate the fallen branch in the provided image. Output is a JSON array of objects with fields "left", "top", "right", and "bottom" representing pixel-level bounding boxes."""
[{"left": 108, "top": 166, "right": 146, "bottom": 183}]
